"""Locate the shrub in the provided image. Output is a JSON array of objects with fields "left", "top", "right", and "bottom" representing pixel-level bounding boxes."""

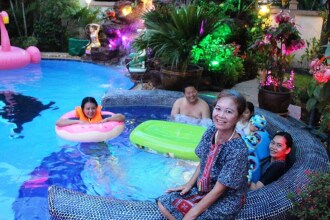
[
  {"left": 288, "top": 167, "right": 330, "bottom": 220},
  {"left": 11, "top": 36, "right": 38, "bottom": 48}
]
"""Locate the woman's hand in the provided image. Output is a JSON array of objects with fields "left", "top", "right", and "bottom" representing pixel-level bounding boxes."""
[
  {"left": 166, "top": 183, "right": 193, "bottom": 195},
  {"left": 166, "top": 163, "right": 200, "bottom": 195},
  {"left": 101, "top": 113, "right": 125, "bottom": 123},
  {"left": 56, "top": 118, "right": 85, "bottom": 127}
]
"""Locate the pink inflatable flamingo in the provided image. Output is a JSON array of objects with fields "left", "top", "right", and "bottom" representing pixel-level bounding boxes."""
[{"left": 0, "top": 11, "right": 41, "bottom": 70}]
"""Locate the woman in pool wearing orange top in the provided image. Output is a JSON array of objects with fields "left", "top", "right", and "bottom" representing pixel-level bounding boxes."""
[{"left": 56, "top": 97, "right": 125, "bottom": 127}]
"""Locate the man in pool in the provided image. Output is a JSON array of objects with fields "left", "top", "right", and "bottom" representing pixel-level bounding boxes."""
[{"left": 171, "top": 83, "right": 210, "bottom": 121}]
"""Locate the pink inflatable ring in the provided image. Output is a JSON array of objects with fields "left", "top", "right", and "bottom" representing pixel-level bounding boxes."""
[{"left": 55, "top": 110, "right": 125, "bottom": 142}]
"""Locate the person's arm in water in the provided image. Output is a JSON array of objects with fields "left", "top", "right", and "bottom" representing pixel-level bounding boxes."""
[
  {"left": 170, "top": 99, "right": 181, "bottom": 118},
  {"left": 55, "top": 118, "right": 86, "bottom": 127},
  {"left": 101, "top": 113, "right": 125, "bottom": 122}
]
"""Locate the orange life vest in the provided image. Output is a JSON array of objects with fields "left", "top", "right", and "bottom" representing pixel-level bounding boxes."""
[{"left": 75, "top": 106, "right": 103, "bottom": 123}]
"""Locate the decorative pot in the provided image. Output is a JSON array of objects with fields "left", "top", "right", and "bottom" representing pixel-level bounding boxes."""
[
  {"left": 258, "top": 86, "right": 292, "bottom": 115},
  {"left": 160, "top": 65, "right": 203, "bottom": 91}
]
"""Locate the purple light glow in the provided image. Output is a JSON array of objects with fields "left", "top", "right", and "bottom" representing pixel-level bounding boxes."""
[{"left": 199, "top": 20, "right": 205, "bottom": 35}]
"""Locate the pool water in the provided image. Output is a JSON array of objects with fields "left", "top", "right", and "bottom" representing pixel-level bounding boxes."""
[{"left": 0, "top": 60, "right": 196, "bottom": 219}]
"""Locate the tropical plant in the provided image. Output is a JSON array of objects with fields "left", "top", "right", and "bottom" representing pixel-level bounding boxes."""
[
  {"left": 63, "top": 7, "right": 101, "bottom": 38},
  {"left": 132, "top": 3, "right": 223, "bottom": 73},
  {"left": 250, "top": 11, "right": 305, "bottom": 92},
  {"left": 4, "top": 0, "right": 101, "bottom": 52},
  {"left": 191, "top": 26, "right": 244, "bottom": 87}
]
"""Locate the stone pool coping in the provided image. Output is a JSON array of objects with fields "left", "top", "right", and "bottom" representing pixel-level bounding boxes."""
[{"left": 101, "top": 89, "right": 306, "bottom": 128}]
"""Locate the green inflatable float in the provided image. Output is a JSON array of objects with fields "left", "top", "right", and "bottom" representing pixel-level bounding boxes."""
[{"left": 129, "top": 120, "right": 206, "bottom": 161}]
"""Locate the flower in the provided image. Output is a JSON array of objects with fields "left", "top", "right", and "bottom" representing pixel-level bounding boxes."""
[
  {"left": 309, "top": 56, "right": 330, "bottom": 83},
  {"left": 307, "top": 56, "right": 330, "bottom": 132},
  {"left": 250, "top": 11, "right": 305, "bottom": 91}
]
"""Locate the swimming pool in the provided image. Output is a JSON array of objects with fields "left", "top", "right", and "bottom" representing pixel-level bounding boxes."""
[{"left": 0, "top": 60, "right": 196, "bottom": 219}]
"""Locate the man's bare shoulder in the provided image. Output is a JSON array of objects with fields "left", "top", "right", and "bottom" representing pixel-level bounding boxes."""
[
  {"left": 198, "top": 97, "right": 209, "bottom": 106},
  {"left": 174, "top": 97, "right": 185, "bottom": 104}
]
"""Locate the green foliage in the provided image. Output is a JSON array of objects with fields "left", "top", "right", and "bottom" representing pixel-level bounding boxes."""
[
  {"left": 190, "top": 25, "right": 231, "bottom": 63},
  {"left": 190, "top": 24, "right": 244, "bottom": 87},
  {"left": 4, "top": 0, "right": 101, "bottom": 52},
  {"left": 289, "top": 166, "right": 330, "bottom": 220},
  {"left": 33, "top": 0, "right": 101, "bottom": 51},
  {"left": 300, "top": 37, "right": 322, "bottom": 67},
  {"left": 306, "top": 81, "right": 330, "bottom": 132},
  {"left": 291, "top": 73, "right": 313, "bottom": 105},
  {"left": 5, "top": 0, "right": 38, "bottom": 37},
  {"left": 11, "top": 36, "right": 38, "bottom": 48},
  {"left": 63, "top": 7, "right": 101, "bottom": 38},
  {"left": 298, "top": 0, "right": 326, "bottom": 11},
  {"left": 34, "top": 20, "right": 64, "bottom": 51},
  {"left": 133, "top": 4, "right": 223, "bottom": 72}
]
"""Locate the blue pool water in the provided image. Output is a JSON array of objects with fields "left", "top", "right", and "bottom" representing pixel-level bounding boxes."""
[{"left": 0, "top": 60, "right": 196, "bottom": 219}]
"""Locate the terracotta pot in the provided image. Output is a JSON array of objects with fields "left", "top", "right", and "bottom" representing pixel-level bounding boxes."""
[
  {"left": 160, "top": 65, "right": 203, "bottom": 91},
  {"left": 258, "top": 86, "right": 292, "bottom": 115}
]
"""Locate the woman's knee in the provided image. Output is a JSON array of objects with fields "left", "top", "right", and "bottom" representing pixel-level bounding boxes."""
[
  {"left": 157, "top": 201, "right": 166, "bottom": 212},
  {"left": 157, "top": 201, "right": 175, "bottom": 220}
]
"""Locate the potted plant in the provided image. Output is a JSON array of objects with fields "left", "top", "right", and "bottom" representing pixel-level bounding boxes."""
[
  {"left": 132, "top": 3, "right": 222, "bottom": 90},
  {"left": 250, "top": 11, "right": 305, "bottom": 114}
]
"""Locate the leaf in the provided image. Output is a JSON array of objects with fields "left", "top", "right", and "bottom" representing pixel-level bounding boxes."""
[
  {"left": 306, "top": 98, "right": 317, "bottom": 112},
  {"left": 319, "top": 81, "right": 330, "bottom": 101},
  {"left": 312, "top": 84, "right": 322, "bottom": 100}
]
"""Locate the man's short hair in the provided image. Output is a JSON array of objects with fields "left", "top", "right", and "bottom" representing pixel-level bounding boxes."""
[{"left": 182, "top": 82, "right": 198, "bottom": 93}]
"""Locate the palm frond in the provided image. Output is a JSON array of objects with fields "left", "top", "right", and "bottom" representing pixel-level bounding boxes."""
[{"left": 133, "top": 4, "right": 224, "bottom": 72}]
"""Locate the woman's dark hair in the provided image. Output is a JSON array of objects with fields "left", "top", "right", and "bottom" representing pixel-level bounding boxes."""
[
  {"left": 246, "top": 101, "right": 255, "bottom": 118},
  {"left": 274, "top": 131, "right": 293, "bottom": 149},
  {"left": 81, "top": 97, "right": 98, "bottom": 109},
  {"left": 216, "top": 89, "right": 246, "bottom": 115}
]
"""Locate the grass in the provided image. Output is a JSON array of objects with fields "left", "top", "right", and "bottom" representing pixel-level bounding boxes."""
[
  {"left": 294, "top": 72, "right": 313, "bottom": 90},
  {"left": 291, "top": 71, "right": 313, "bottom": 106}
]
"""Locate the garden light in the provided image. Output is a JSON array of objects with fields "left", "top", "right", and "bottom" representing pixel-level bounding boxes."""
[
  {"left": 257, "top": 0, "right": 270, "bottom": 16},
  {"left": 122, "top": 5, "right": 132, "bottom": 16},
  {"left": 210, "top": 60, "right": 220, "bottom": 68},
  {"left": 85, "top": 0, "right": 91, "bottom": 8},
  {"left": 259, "top": 5, "right": 270, "bottom": 16}
]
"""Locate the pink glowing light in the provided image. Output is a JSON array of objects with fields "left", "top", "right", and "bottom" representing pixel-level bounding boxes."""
[{"left": 199, "top": 20, "right": 204, "bottom": 35}]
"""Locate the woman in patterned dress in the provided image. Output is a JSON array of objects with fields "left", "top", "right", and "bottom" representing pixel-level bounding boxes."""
[{"left": 157, "top": 89, "right": 249, "bottom": 220}]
